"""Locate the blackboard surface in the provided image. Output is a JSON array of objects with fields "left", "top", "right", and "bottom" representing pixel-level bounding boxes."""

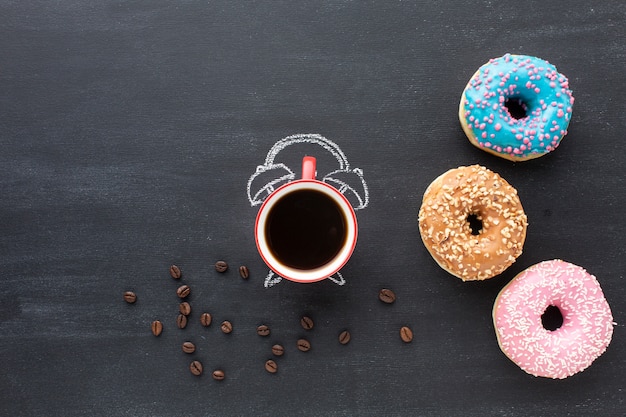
[{"left": 1, "top": 1, "right": 625, "bottom": 416}]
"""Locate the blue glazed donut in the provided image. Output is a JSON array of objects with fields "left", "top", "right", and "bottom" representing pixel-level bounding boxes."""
[{"left": 459, "top": 54, "right": 574, "bottom": 161}]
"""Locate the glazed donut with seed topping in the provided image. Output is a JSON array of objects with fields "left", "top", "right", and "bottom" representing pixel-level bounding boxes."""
[{"left": 418, "top": 165, "right": 527, "bottom": 281}]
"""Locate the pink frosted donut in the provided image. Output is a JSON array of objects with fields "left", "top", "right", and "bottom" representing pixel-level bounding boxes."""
[{"left": 493, "top": 260, "right": 614, "bottom": 379}]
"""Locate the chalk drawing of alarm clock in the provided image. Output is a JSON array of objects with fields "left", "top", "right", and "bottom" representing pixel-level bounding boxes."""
[{"left": 247, "top": 133, "right": 370, "bottom": 287}]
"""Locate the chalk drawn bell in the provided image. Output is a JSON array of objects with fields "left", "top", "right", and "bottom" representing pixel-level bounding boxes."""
[
  {"left": 248, "top": 163, "right": 295, "bottom": 206},
  {"left": 322, "top": 168, "right": 368, "bottom": 210},
  {"left": 247, "top": 134, "right": 369, "bottom": 211}
]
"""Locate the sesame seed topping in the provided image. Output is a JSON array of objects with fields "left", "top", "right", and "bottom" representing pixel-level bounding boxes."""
[{"left": 418, "top": 165, "right": 527, "bottom": 281}]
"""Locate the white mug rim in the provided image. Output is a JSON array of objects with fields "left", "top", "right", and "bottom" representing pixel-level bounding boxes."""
[{"left": 255, "top": 179, "right": 358, "bottom": 283}]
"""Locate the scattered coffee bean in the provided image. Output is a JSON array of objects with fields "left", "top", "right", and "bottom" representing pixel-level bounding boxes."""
[
  {"left": 151, "top": 320, "right": 163, "bottom": 336},
  {"left": 176, "top": 285, "right": 190, "bottom": 299},
  {"left": 221, "top": 320, "right": 233, "bottom": 334},
  {"left": 190, "top": 360, "right": 203, "bottom": 376},
  {"left": 215, "top": 261, "right": 228, "bottom": 273},
  {"left": 339, "top": 330, "right": 351, "bottom": 345},
  {"left": 212, "top": 369, "right": 225, "bottom": 381},
  {"left": 123, "top": 291, "right": 136, "bottom": 304},
  {"left": 378, "top": 288, "right": 396, "bottom": 304},
  {"left": 182, "top": 341, "right": 196, "bottom": 354},
  {"left": 179, "top": 302, "right": 191, "bottom": 316},
  {"left": 400, "top": 326, "right": 413, "bottom": 343},
  {"left": 257, "top": 324, "right": 270, "bottom": 337},
  {"left": 169, "top": 264, "right": 182, "bottom": 279},
  {"left": 239, "top": 265, "right": 250, "bottom": 279},
  {"left": 297, "top": 338, "right": 311, "bottom": 352},
  {"left": 200, "top": 312, "right": 212, "bottom": 327},
  {"left": 300, "top": 316, "right": 314, "bottom": 330},
  {"left": 177, "top": 314, "right": 188, "bottom": 329},
  {"left": 265, "top": 359, "right": 278, "bottom": 374},
  {"left": 271, "top": 344, "right": 284, "bottom": 356}
]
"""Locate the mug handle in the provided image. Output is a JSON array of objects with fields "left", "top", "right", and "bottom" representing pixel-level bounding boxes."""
[{"left": 302, "top": 156, "right": 316, "bottom": 180}]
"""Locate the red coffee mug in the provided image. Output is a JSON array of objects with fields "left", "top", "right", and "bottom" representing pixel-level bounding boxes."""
[{"left": 255, "top": 156, "right": 358, "bottom": 283}]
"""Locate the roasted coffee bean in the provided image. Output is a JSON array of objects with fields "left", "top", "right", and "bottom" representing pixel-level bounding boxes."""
[
  {"left": 200, "top": 312, "right": 212, "bottom": 327},
  {"left": 212, "top": 369, "right": 225, "bottom": 381},
  {"left": 221, "top": 320, "right": 233, "bottom": 334},
  {"left": 239, "top": 265, "right": 250, "bottom": 279},
  {"left": 378, "top": 288, "right": 396, "bottom": 304},
  {"left": 257, "top": 324, "right": 270, "bottom": 337},
  {"left": 179, "top": 302, "right": 191, "bottom": 316},
  {"left": 297, "top": 338, "right": 311, "bottom": 352},
  {"left": 190, "top": 360, "right": 203, "bottom": 376},
  {"left": 215, "top": 261, "right": 228, "bottom": 273},
  {"left": 271, "top": 344, "right": 284, "bottom": 356},
  {"left": 400, "top": 326, "right": 413, "bottom": 343},
  {"left": 182, "top": 341, "right": 196, "bottom": 354},
  {"left": 169, "top": 264, "right": 182, "bottom": 279},
  {"left": 339, "top": 330, "right": 351, "bottom": 345},
  {"left": 123, "top": 291, "right": 136, "bottom": 304},
  {"left": 300, "top": 316, "right": 314, "bottom": 330},
  {"left": 177, "top": 314, "right": 188, "bottom": 329},
  {"left": 176, "top": 285, "right": 190, "bottom": 299},
  {"left": 151, "top": 320, "right": 163, "bottom": 336},
  {"left": 265, "top": 359, "right": 278, "bottom": 374}
]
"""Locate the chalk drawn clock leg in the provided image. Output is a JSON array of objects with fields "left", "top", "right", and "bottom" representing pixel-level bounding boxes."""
[
  {"left": 249, "top": 134, "right": 369, "bottom": 288},
  {"left": 264, "top": 271, "right": 283, "bottom": 288},
  {"left": 264, "top": 271, "right": 346, "bottom": 288}
]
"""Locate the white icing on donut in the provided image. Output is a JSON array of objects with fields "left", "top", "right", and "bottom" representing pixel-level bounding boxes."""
[{"left": 493, "top": 260, "right": 614, "bottom": 379}]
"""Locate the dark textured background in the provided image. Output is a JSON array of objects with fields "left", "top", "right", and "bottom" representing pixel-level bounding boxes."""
[{"left": 1, "top": 1, "right": 624, "bottom": 416}]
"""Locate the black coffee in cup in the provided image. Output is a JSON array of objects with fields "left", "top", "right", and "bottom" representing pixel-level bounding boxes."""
[
  {"left": 265, "top": 189, "right": 347, "bottom": 270},
  {"left": 255, "top": 156, "right": 358, "bottom": 283}
]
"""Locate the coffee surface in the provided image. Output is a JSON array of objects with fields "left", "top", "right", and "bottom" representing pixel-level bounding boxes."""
[{"left": 265, "top": 189, "right": 346, "bottom": 270}]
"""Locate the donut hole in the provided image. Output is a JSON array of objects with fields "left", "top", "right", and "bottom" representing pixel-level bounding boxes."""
[
  {"left": 504, "top": 97, "right": 528, "bottom": 120},
  {"left": 466, "top": 213, "right": 483, "bottom": 235},
  {"left": 541, "top": 305, "right": 564, "bottom": 331}
]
